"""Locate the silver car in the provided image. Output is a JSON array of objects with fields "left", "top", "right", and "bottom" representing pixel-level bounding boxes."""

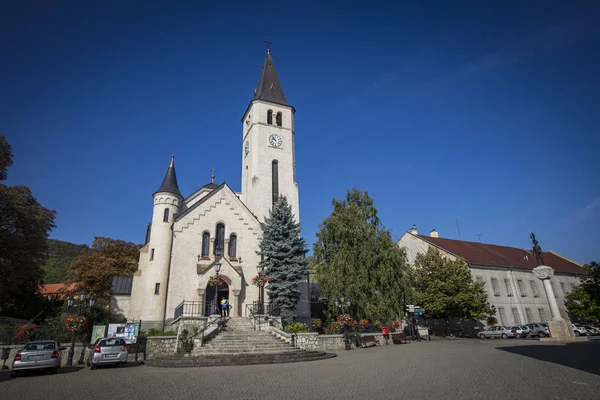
[
  {"left": 525, "top": 323, "right": 550, "bottom": 338},
  {"left": 11, "top": 340, "right": 65, "bottom": 377},
  {"left": 478, "top": 326, "right": 518, "bottom": 339},
  {"left": 87, "top": 337, "right": 128, "bottom": 369}
]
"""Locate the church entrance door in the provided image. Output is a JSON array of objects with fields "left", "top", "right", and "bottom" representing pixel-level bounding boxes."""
[{"left": 205, "top": 282, "right": 229, "bottom": 316}]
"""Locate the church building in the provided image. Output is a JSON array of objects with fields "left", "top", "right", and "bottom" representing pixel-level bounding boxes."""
[{"left": 112, "top": 47, "right": 300, "bottom": 330}]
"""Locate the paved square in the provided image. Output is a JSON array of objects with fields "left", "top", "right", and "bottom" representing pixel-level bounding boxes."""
[{"left": 2, "top": 338, "right": 599, "bottom": 399}]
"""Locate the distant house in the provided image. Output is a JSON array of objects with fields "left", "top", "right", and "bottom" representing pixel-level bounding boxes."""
[
  {"left": 38, "top": 282, "right": 79, "bottom": 300},
  {"left": 397, "top": 226, "right": 587, "bottom": 326}
]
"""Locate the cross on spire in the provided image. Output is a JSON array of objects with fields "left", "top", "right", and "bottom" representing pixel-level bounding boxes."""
[
  {"left": 210, "top": 169, "right": 216, "bottom": 183},
  {"left": 265, "top": 38, "right": 272, "bottom": 53}
]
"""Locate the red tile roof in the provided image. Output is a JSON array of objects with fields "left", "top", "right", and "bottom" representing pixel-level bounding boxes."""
[
  {"left": 416, "top": 235, "right": 587, "bottom": 275},
  {"left": 39, "top": 282, "right": 79, "bottom": 298}
]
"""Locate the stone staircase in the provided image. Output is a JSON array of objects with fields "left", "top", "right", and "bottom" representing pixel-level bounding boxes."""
[{"left": 146, "top": 317, "right": 335, "bottom": 367}]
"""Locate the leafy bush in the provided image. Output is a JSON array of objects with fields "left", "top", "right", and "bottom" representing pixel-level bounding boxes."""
[
  {"left": 284, "top": 322, "right": 309, "bottom": 333},
  {"left": 140, "top": 328, "right": 176, "bottom": 337},
  {"left": 177, "top": 328, "right": 198, "bottom": 353},
  {"left": 311, "top": 318, "right": 322, "bottom": 329}
]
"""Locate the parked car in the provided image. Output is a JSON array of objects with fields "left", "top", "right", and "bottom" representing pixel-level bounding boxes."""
[
  {"left": 11, "top": 340, "right": 65, "bottom": 378},
  {"left": 572, "top": 324, "right": 588, "bottom": 336},
  {"left": 508, "top": 326, "right": 529, "bottom": 338},
  {"left": 87, "top": 337, "right": 128, "bottom": 369},
  {"left": 478, "top": 326, "right": 518, "bottom": 339},
  {"left": 583, "top": 325, "right": 599, "bottom": 336},
  {"left": 525, "top": 323, "right": 550, "bottom": 338}
]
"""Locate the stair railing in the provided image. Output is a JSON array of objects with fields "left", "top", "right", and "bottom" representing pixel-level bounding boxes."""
[{"left": 190, "top": 316, "right": 227, "bottom": 347}]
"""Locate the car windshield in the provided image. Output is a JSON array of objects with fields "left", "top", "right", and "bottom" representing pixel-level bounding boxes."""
[
  {"left": 99, "top": 338, "right": 123, "bottom": 347},
  {"left": 24, "top": 342, "right": 55, "bottom": 350}
]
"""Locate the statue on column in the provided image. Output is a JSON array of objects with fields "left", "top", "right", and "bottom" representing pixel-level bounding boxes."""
[{"left": 530, "top": 232, "right": 544, "bottom": 266}]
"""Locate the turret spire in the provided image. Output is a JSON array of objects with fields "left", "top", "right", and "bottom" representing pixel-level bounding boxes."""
[{"left": 154, "top": 155, "right": 182, "bottom": 197}]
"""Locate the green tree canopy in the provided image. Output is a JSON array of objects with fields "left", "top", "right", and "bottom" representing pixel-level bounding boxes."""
[
  {"left": 0, "top": 136, "right": 56, "bottom": 317},
  {"left": 68, "top": 237, "right": 140, "bottom": 302},
  {"left": 565, "top": 261, "right": 600, "bottom": 324},
  {"left": 414, "top": 247, "right": 495, "bottom": 325},
  {"left": 258, "top": 196, "right": 309, "bottom": 326},
  {"left": 313, "top": 188, "right": 412, "bottom": 321}
]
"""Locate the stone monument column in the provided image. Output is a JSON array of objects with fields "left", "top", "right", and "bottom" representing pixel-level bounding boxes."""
[{"left": 532, "top": 266, "right": 562, "bottom": 321}]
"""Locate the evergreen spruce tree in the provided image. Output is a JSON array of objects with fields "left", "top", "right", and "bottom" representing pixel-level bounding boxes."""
[{"left": 258, "top": 196, "right": 308, "bottom": 326}]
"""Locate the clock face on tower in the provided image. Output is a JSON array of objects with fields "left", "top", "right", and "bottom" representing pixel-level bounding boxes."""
[
  {"left": 269, "top": 135, "right": 282, "bottom": 147},
  {"left": 244, "top": 141, "right": 249, "bottom": 155}
]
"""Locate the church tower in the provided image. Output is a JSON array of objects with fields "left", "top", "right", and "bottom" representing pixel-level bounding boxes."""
[
  {"left": 140, "top": 155, "right": 182, "bottom": 323},
  {"left": 241, "top": 46, "right": 299, "bottom": 224}
]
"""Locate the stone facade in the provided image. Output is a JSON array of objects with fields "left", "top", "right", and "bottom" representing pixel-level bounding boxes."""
[
  {"left": 145, "top": 336, "right": 177, "bottom": 359},
  {"left": 268, "top": 327, "right": 394, "bottom": 351}
]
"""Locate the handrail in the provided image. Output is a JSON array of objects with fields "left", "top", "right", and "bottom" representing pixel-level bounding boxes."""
[{"left": 192, "top": 316, "right": 226, "bottom": 346}]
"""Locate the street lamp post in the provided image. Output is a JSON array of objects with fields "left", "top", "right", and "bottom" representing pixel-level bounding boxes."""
[
  {"left": 66, "top": 291, "right": 95, "bottom": 366},
  {"left": 334, "top": 296, "right": 352, "bottom": 350},
  {"left": 212, "top": 262, "right": 222, "bottom": 315},
  {"left": 256, "top": 265, "right": 265, "bottom": 315}
]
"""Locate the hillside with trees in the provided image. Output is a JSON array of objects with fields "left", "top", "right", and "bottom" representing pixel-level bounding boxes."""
[{"left": 43, "top": 239, "right": 88, "bottom": 283}]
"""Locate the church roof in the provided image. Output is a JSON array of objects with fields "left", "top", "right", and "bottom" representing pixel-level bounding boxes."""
[
  {"left": 201, "top": 182, "right": 218, "bottom": 190},
  {"left": 154, "top": 155, "right": 182, "bottom": 197},
  {"left": 412, "top": 234, "right": 587, "bottom": 275},
  {"left": 252, "top": 50, "right": 292, "bottom": 108}
]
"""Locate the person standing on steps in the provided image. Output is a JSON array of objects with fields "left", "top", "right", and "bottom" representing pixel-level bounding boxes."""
[{"left": 221, "top": 298, "right": 229, "bottom": 317}]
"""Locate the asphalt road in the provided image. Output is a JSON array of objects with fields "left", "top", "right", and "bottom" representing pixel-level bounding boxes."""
[{"left": 2, "top": 338, "right": 599, "bottom": 400}]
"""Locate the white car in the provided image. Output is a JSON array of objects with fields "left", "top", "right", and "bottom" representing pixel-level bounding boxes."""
[{"left": 572, "top": 324, "right": 588, "bottom": 336}]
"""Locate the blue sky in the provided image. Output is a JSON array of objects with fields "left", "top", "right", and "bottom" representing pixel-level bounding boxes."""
[{"left": 2, "top": 1, "right": 599, "bottom": 264}]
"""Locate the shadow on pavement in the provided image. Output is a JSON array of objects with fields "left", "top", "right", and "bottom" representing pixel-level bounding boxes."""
[
  {"left": 497, "top": 341, "right": 600, "bottom": 375},
  {"left": 0, "top": 366, "right": 85, "bottom": 383}
]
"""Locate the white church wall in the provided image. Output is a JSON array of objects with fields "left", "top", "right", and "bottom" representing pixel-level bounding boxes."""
[
  {"left": 166, "top": 186, "right": 262, "bottom": 321},
  {"left": 110, "top": 295, "right": 131, "bottom": 317}
]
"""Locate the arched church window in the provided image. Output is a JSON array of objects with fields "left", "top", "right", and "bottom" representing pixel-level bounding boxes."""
[
  {"left": 276, "top": 112, "right": 282, "bottom": 126},
  {"left": 201, "top": 232, "right": 210, "bottom": 257},
  {"left": 214, "top": 223, "right": 225, "bottom": 256},
  {"left": 228, "top": 234, "right": 237, "bottom": 259},
  {"left": 163, "top": 208, "right": 169, "bottom": 222},
  {"left": 272, "top": 160, "right": 279, "bottom": 206},
  {"left": 267, "top": 110, "right": 273, "bottom": 125}
]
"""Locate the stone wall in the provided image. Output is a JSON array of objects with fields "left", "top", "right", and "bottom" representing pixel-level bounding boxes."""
[
  {"left": 269, "top": 328, "right": 396, "bottom": 351},
  {"left": 145, "top": 336, "right": 177, "bottom": 359}
]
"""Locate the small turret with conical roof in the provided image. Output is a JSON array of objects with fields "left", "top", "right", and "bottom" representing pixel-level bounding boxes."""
[{"left": 154, "top": 155, "right": 182, "bottom": 197}]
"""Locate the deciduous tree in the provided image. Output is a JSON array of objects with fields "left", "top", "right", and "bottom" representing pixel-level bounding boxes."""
[
  {"left": 313, "top": 188, "right": 412, "bottom": 321},
  {"left": 565, "top": 261, "right": 600, "bottom": 324},
  {"left": 68, "top": 237, "right": 140, "bottom": 301},
  {"left": 413, "top": 248, "right": 495, "bottom": 331},
  {"left": 258, "top": 197, "right": 308, "bottom": 326},
  {"left": 0, "top": 136, "right": 56, "bottom": 317}
]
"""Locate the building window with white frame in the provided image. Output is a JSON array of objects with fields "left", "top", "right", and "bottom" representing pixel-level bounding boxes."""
[
  {"left": 154, "top": 283, "right": 160, "bottom": 295},
  {"left": 491, "top": 278, "right": 501, "bottom": 296},
  {"left": 511, "top": 308, "right": 521, "bottom": 325},
  {"left": 538, "top": 308, "right": 547, "bottom": 322},
  {"left": 525, "top": 308, "right": 534, "bottom": 324},
  {"left": 504, "top": 279, "right": 514, "bottom": 297},
  {"left": 498, "top": 307, "right": 507, "bottom": 325},
  {"left": 530, "top": 280, "right": 540, "bottom": 297},
  {"left": 517, "top": 279, "right": 527, "bottom": 297}
]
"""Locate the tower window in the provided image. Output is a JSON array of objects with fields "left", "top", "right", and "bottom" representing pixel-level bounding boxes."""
[
  {"left": 201, "top": 232, "right": 210, "bottom": 257},
  {"left": 145, "top": 223, "right": 152, "bottom": 244},
  {"left": 272, "top": 160, "right": 279, "bottom": 206},
  {"left": 154, "top": 283, "right": 160, "bottom": 295},
  {"left": 228, "top": 234, "right": 237, "bottom": 259},
  {"left": 163, "top": 208, "right": 169, "bottom": 222},
  {"left": 214, "top": 223, "right": 225, "bottom": 256},
  {"left": 267, "top": 110, "right": 273, "bottom": 125},
  {"left": 276, "top": 112, "right": 282, "bottom": 126},
  {"left": 150, "top": 249, "right": 155, "bottom": 261}
]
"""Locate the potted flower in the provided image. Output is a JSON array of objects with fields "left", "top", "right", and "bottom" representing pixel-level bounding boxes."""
[
  {"left": 65, "top": 314, "right": 88, "bottom": 336},
  {"left": 251, "top": 274, "right": 268, "bottom": 287},
  {"left": 207, "top": 274, "right": 227, "bottom": 287},
  {"left": 359, "top": 318, "right": 371, "bottom": 331}
]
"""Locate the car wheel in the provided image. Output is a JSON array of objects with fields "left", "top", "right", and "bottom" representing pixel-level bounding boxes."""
[
  {"left": 479, "top": 333, "right": 486, "bottom": 339},
  {"left": 501, "top": 333, "right": 508, "bottom": 339},
  {"left": 90, "top": 362, "right": 96, "bottom": 370},
  {"left": 574, "top": 331, "right": 580, "bottom": 337},
  {"left": 538, "top": 332, "right": 546, "bottom": 338}
]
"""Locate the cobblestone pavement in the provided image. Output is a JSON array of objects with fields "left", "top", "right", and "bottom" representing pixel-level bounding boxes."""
[{"left": 1, "top": 338, "right": 599, "bottom": 400}]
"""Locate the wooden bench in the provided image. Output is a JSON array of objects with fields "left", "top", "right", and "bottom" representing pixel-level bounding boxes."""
[
  {"left": 391, "top": 332, "right": 410, "bottom": 344},
  {"left": 359, "top": 335, "right": 379, "bottom": 348}
]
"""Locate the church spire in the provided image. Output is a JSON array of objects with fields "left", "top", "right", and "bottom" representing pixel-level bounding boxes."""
[
  {"left": 252, "top": 41, "right": 291, "bottom": 108},
  {"left": 155, "top": 155, "right": 182, "bottom": 197}
]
